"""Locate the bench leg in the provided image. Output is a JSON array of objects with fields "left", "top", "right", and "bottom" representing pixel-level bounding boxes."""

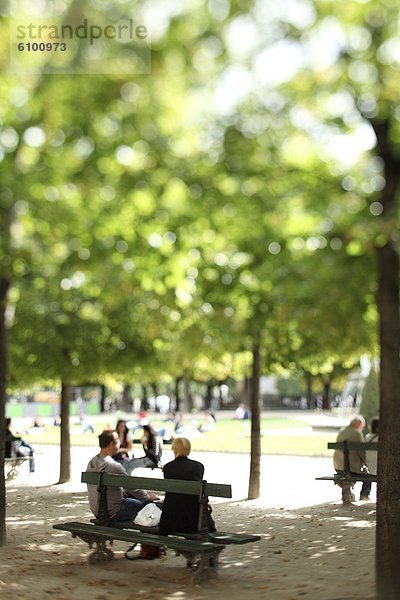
[
  {"left": 336, "top": 482, "right": 355, "bottom": 505},
  {"left": 182, "top": 549, "right": 222, "bottom": 584},
  {"left": 5, "top": 459, "right": 26, "bottom": 480},
  {"left": 88, "top": 540, "right": 114, "bottom": 564},
  {"left": 5, "top": 467, "right": 17, "bottom": 480},
  {"left": 71, "top": 532, "right": 115, "bottom": 564}
]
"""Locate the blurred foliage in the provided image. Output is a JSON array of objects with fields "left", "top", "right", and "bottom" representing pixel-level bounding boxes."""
[
  {"left": 3, "top": 0, "right": 395, "bottom": 397},
  {"left": 360, "top": 365, "right": 380, "bottom": 424}
]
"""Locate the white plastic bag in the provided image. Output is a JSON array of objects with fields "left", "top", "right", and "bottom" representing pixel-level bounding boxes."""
[{"left": 134, "top": 503, "right": 162, "bottom": 526}]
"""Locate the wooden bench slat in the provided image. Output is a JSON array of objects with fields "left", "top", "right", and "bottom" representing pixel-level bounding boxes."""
[
  {"left": 327, "top": 442, "right": 379, "bottom": 451},
  {"left": 89, "top": 519, "right": 260, "bottom": 545},
  {"left": 52, "top": 521, "right": 223, "bottom": 554},
  {"left": 81, "top": 472, "right": 232, "bottom": 498},
  {"left": 316, "top": 474, "right": 377, "bottom": 482},
  {"left": 193, "top": 531, "right": 261, "bottom": 544}
]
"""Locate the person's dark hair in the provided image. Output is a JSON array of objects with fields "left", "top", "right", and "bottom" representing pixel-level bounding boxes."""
[
  {"left": 5, "top": 418, "right": 11, "bottom": 427},
  {"left": 98, "top": 430, "right": 115, "bottom": 449},
  {"left": 143, "top": 424, "right": 156, "bottom": 436},
  {"left": 370, "top": 417, "right": 379, "bottom": 434},
  {"left": 116, "top": 419, "right": 128, "bottom": 433}
]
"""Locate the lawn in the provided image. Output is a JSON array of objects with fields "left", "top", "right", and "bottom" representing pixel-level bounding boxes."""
[{"left": 22, "top": 415, "right": 334, "bottom": 457}]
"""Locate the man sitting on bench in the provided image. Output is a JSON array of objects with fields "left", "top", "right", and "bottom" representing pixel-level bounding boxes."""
[
  {"left": 333, "top": 416, "right": 369, "bottom": 504},
  {"left": 5, "top": 418, "right": 35, "bottom": 473},
  {"left": 86, "top": 430, "right": 152, "bottom": 522}
]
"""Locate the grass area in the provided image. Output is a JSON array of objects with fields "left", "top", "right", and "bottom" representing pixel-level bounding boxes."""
[{"left": 22, "top": 416, "right": 334, "bottom": 457}]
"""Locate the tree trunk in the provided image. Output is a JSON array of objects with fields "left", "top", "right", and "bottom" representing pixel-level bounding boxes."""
[
  {"left": 304, "top": 372, "right": 313, "bottom": 409},
  {"left": 248, "top": 342, "right": 261, "bottom": 500},
  {"left": 121, "top": 384, "right": 131, "bottom": 412},
  {"left": 372, "top": 118, "right": 400, "bottom": 600},
  {"left": 100, "top": 384, "right": 106, "bottom": 413},
  {"left": 58, "top": 382, "right": 71, "bottom": 484},
  {"left": 321, "top": 379, "right": 331, "bottom": 411},
  {"left": 205, "top": 382, "right": 212, "bottom": 409},
  {"left": 151, "top": 383, "right": 159, "bottom": 412},
  {"left": 0, "top": 277, "right": 10, "bottom": 546},
  {"left": 174, "top": 377, "right": 182, "bottom": 412},
  {"left": 244, "top": 376, "right": 251, "bottom": 404},
  {"left": 141, "top": 384, "right": 148, "bottom": 411},
  {"left": 183, "top": 378, "right": 193, "bottom": 412},
  {"left": 217, "top": 381, "right": 224, "bottom": 409},
  {"left": 376, "top": 242, "right": 400, "bottom": 600}
]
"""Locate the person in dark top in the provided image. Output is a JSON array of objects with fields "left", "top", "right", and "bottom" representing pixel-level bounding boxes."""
[
  {"left": 123, "top": 424, "right": 163, "bottom": 473},
  {"left": 159, "top": 437, "right": 215, "bottom": 535},
  {"left": 112, "top": 419, "right": 133, "bottom": 462},
  {"left": 5, "top": 418, "right": 35, "bottom": 473}
]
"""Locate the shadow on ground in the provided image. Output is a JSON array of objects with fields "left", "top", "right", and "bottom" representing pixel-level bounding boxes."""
[{"left": 2, "top": 483, "right": 376, "bottom": 600}]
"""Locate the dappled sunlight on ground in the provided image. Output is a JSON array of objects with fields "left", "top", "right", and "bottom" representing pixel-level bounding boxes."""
[{"left": 3, "top": 448, "right": 376, "bottom": 600}]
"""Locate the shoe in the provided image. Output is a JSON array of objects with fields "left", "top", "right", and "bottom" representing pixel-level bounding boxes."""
[{"left": 360, "top": 495, "right": 370, "bottom": 501}]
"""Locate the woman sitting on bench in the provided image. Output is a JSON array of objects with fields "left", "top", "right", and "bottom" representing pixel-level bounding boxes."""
[
  {"left": 159, "top": 437, "right": 216, "bottom": 535},
  {"left": 123, "top": 424, "right": 163, "bottom": 473}
]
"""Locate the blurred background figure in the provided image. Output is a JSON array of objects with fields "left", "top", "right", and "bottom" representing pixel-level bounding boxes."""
[
  {"left": 79, "top": 414, "right": 95, "bottom": 434},
  {"left": 235, "top": 404, "right": 250, "bottom": 420},
  {"left": 5, "top": 417, "right": 36, "bottom": 473},
  {"left": 123, "top": 424, "right": 163, "bottom": 473},
  {"left": 113, "top": 419, "right": 133, "bottom": 462},
  {"left": 363, "top": 416, "right": 379, "bottom": 501},
  {"left": 197, "top": 410, "right": 216, "bottom": 433}
]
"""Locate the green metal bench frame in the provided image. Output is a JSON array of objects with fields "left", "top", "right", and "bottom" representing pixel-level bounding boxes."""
[
  {"left": 316, "top": 441, "right": 378, "bottom": 485},
  {"left": 4, "top": 456, "right": 33, "bottom": 480},
  {"left": 52, "top": 472, "right": 260, "bottom": 583}
]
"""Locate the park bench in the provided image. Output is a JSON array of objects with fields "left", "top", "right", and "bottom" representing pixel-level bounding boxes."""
[
  {"left": 4, "top": 456, "right": 33, "bottom": 480},
  {"left": 316, "top": 441, "right": 378, "bottom": 489},
  {"left": 52, "top": 471, "right": 260, "bottom": 583}
]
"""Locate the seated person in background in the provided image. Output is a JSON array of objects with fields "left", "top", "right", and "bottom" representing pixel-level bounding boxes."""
[
  {"left": 5, "top": 418, "right": 35, "bottom": 473},
  {"left": 197, "top": 410, "right": 216, "bottom": 433},
  {"left": 159, "top": 437, "right": 215, "bottom": 535},
  {"left": 86, "top": 430, "right": 152, "bottom": 522},
  {"left": 138, "top": 409, "right": 149, "bottom": 426},
  {"left": 79, "top": 414, "right": 95, "bottom": 434},
  {"left": 235, "top": 404, "right": 250, "bottom": 420},
  {"left": 112, "top": 419, "right": 133, "bottom": 462},
  {"left": 363, "top": 416, "right": 379, "bottom": 501},
  {"left": 333, "top": 416, "right": 368, "bottom": 503},
  {"left": 174, "top": 412, "right": 185, "bottom": 434},
  {"left": 123, "top": 424, "right": 163, "bottom": 474}
]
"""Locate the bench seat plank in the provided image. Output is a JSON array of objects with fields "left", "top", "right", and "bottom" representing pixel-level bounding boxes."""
[
  {"left": 53, "top": 521, "right": 223, "bottom": 554},
  {"left": 188, "top": 531, "right": 261, "bottom": 544},
  {"left": 316, "top": 474, "right": 377, "bottom": 482},
  {"left": 90, "top": 519, "right": 260, "bottom": 545},
  {"left": 327, "top": 442, "right": 379, "bottom": 452}
]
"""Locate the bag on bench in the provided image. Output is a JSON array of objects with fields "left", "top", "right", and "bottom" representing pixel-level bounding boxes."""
[{"left": 134, "top": 502, "right": 162, "bottom": 527}]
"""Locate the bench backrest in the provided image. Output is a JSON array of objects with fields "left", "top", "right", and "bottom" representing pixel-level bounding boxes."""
[
  {"left": 328, "top": 442, "right": 378, "bottom": 452},
  {"left": 81, "top": 472, "right": 232, "bottom": 498}
]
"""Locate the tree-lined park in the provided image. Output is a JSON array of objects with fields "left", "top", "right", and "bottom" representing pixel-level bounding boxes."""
[{"left": 1, "top": 1, "right": 400, "bottom": 598}]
